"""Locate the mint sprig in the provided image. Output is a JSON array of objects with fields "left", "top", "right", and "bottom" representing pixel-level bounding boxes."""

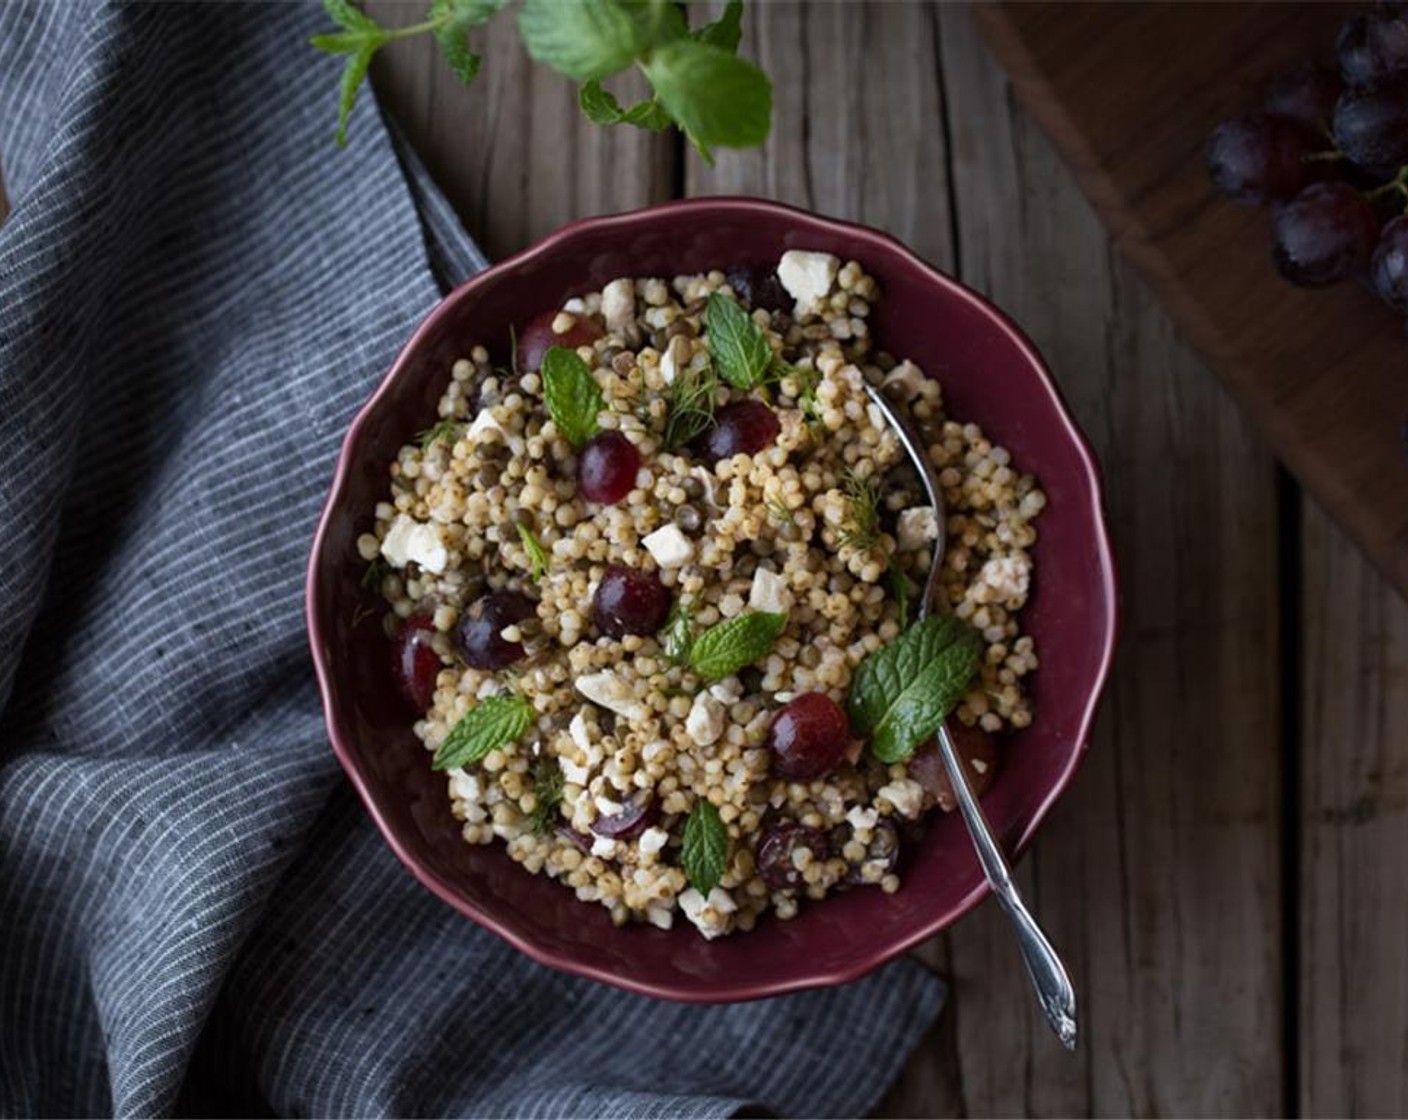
[
  {"left": 688, "top": 610, "right": 786, "bottom": 682},
  {"left": 846, "top": 616, "right": 984, "bottom": 764},
  {"left": 681, "top": 800, "right": 729, "bottom": 896},
  {"left": 309, "top": 0, "right": 771, "bottom": 157},
  {"left": 432, "top": 694, "right": 535, "bottom": 771},
  {"left": 704, "top": 292, "right": 772, "bottom": 390},
  {"left": 541, "top": 346, "right": 604, "bottom": 450}
]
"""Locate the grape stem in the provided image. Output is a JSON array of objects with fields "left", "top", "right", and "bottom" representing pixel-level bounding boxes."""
[{"left": 1368, "top": 165, "right": 1408, "bottom": 201}]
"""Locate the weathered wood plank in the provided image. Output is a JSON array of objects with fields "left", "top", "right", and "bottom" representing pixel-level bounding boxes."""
[
  {"left": 934, "top": 8, "right": 1284, "bottom": 1115},
  {"left": 1300, "top": 500, "right": 1408, "bottom": 1118},
  {"left": 685, "top": 0, "right": 953, "bottom": 270},
  {"left": 365, "top": 0, "right": 675, "bottom": 261}
]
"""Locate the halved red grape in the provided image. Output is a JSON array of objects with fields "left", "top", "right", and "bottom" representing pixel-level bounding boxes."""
[
  {"left": 766, "top": 693, "right": 850, "bottom": 781},
  {"left": 556, "top": 823, "right": 593, "bottom": 852},
  {"left": 756, "top": 821, "right": 831, "bottom": 890},
  {"left": 577, "top": 431, "right": 640, "bottom": 504},
  {"left": 725, "top": 265, "right": 792, "bottom": 314},
  {"left": 907, "top": 722, "right": 999, "bottom": 811},
  {"left": 1332, "top": 81, "right": 1408, "bottom": 174},
  {"left": 1272, "top": 181, "right": 1380, "bottom": 286},
  {"left": 455, "top": 589, "right": 535, "bottom": 669},
  {"left": 516, "top": 310, "right": 603, "bottom": 373},
  {"left": 392, "top": 613, "right": 441, "bottom": 711},
  {"left": 695, "top": 400, "right": 780, "bottom": 464},
  {"left": 1373, "top": 215, "right": 1408, "bottom": 311},
  {"left": 593, "top": 566, "right": 671, "bottom": 638},
  {"left": 1264, "top": 63, "right": 1343, "bottom": 139},
  {"left": 1206, "top": 115, "right": 1312, "bottom": 204},
  {"left": 591, "top": 793, "right": 659, "bottom": 839}
]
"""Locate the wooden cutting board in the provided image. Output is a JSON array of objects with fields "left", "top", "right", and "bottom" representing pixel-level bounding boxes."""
[{"left": 974, "top": 1, "right": 1408, "bottom": 600}]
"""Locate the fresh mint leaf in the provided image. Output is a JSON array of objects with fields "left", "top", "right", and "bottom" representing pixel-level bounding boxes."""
[
  {"left": 430, "top": 0, "right": 504, "bottom": 85},
  {"left": 689, "top": 610, "right": 785, "bottom": 682},
  {"left": 333, "top": 45, "right": 377, "bottom": 147},
  {"left": 517, "top": 522, "right": 549, "bottom": 582},
  {"left": 432, "top": 694, "right": 535, "bottom": 771},
  {"left": 323, "top": 0, "right": 381, "bottom": 34},
  {"left": 692, "top": 0, "right": 742, "bottom": 52},
  {"left": 704, "top": 291, "right": 772, "bottom": 390},
  {"left": 847, "top": 615, "right": 984, "bottom": 764},
  {"left": 662, "top": 596, "right": 695, "bottom": 665},
  {"left": 541, "top": 346, "right": 604, "bottom": 450},
  {"left": 517, "top": 0, "right": 643, "bottom": 82},
  {"left": 643, "top": 39, "right": 771, "bottom": 158},
  {"left": 681, "top": 799, "right": 729, "bottom": 896},
  {"left": 433, "top": 26, "right": 482, "bottom": 84},
  {"left": 579, "top": 80, "right": 671, "bottom": 131}
]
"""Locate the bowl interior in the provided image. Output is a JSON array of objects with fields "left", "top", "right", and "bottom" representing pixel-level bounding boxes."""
[{"left": 307, "top": 199, "right": 1116, "bottom": 1001}]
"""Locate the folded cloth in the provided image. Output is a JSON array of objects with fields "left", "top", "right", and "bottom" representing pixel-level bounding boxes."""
[{"left": 0, "top": 3, "right": 944, "bottom": 1116}]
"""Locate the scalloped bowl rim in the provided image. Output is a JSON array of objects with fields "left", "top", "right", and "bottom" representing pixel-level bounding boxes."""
[{"left": 305, "top": 196, "right": 1119, "bottom": 1002}]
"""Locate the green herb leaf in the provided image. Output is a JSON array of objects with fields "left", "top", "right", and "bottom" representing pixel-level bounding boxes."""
[
  {"left": 642, "top": 38, "right": 771, "bottom": 158},
  {"left": 429, "top": 0, "right": 504, "bottom": 85},
  {"left": 846, "top": 615, "right": 984, "bottom": 764},
  {"left": 517, "top": 522, "right": 549, "bottom": 582},
  {"left": 662, "top": 359, "right": 719, "bottom": 450},
  {"left": 691, "top": 0, "right": 742, "bottom": 52},
  {"left": 662, "top": 596, "right": 695, "bottom": 665},
  {"left": 417, "top": 417, "right": 466, "bottom": 449},
  {"left": 689, "top": 610, "right": 786, "bottom": 681},
  {"left": 681, "top": 799, "right": 729, "bottom": 896},
  {"left": 517, "top": 0, "right": 643, "bottom": 82},
  {"left": 541, "top": 346, "right": 604, "bottom": 450},
  {"left": 579, "top": 80, "right": 671, "bottom": 131},
  {"left": 432, "top": 694, "right": 535, "bottom": 771},
  {"left": 704, "top": 291, "right": 772, "bottom": 390},
  {"left": 332, "top": 45, "right": 378, "bottom": 147},
  {"left": 529, "top": 753, "right": 565, "bottom": 835},
  {"left": 322, "top": 0, "right": 381, "bottom": 34}
]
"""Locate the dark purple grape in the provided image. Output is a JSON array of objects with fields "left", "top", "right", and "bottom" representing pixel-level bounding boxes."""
[
  {"left": 1271, "top": 182, "right": 1380, "bottom": 286},
  {"left": 1333, "top": 81, "right": 1408, "bottom": 174},
  {"left": 766, "top": 693, "right": 850, "bottom": 781},
  {"left": 1206, "top": 115, "right": 1313, "bottom": 204},
  {"left": 724, "top": 265, "right": 792, "bottom": 314},
  {"left": 1339, "top": 8, "right": 1408, "bottom": 87},
  {"left": 907, "top": 723, "right": 999, "bottom": 812},
  {"left": 844, "top": 819, "right": 901, "bottom": 886},
  {"left": 695, "top": 400, "right": 781, "bottom": 464},
  {"left": 577, "top": 431, "right": 640, "bottom": 504},
  {"left": 1264, "top": 63, "right": 1343, "bottom": 139},
  {"left": 1372, "top": 214, "right": 1408, "bottom": 310},
  {"left": 391, "top": 613, "right": 440, "bottom": 711},
  {"left": 516, "top": 309, "right": 603, "bottom": 373},
  {"left": 455, "top": 589, "right": 535, "bottom": 669},
  {"left": 591, "top": 793, "right": 659, "bottom": 839},
  {"left": 593, "top": 566, "right": 671, "bottom": 639},
  {"left": 756, "top": 822, "right": 831, "bottom": 890}
]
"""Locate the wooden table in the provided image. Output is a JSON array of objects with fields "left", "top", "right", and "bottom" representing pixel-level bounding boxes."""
[{"left": 366, "top": 3, "right": 1408, "bottom": 1114}]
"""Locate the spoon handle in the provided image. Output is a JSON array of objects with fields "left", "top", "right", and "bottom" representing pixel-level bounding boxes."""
[{"left": 936, "top": 725, "right": 1078, "bottom": 1050}]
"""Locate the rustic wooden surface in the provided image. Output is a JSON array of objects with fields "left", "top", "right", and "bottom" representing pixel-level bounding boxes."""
[
  {"left": 364, "top": 1, "right": 1408, "bottom": 1114},
  {"left": 973, "top": 2, "right": 1408, "bottom": 607}
]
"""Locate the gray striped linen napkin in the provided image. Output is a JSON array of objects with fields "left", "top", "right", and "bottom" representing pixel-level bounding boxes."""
[{"left": 0, "top": 3, "right": 944, "bottom": 1116}]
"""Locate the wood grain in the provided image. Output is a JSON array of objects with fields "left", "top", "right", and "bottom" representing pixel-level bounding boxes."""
[
  {"left": 974, "top": 2, "right": 1408, "bottom": 606},
  {"left": 1300, "top": 499, "right": 1408, "bottom": 1117},
  {"left": 933, "top": 9, "right": 1285, "bottom": 1114},
  {"left": 366, "top": 0, "right": 674, "bottom": 260}
]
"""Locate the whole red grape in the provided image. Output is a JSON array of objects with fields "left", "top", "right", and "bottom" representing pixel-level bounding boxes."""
[
  {"left": 1372, "top": 214, "right": 1408, "bottom": 311},
  {"left": 1206, "top": 115, "right": 1313, "bottom": 204},
  {"left": 516, "top": 310, "right": 603, "bottom": 373},
  {"left": 1271, "top": 181, "right": 1380, "bottom": 286},
  {"left": 1264, "top": 63, "right": 1343, "bottom": 140},
  {"left": 1332, "top": 81, "right": 1408, "bottom": 175}
]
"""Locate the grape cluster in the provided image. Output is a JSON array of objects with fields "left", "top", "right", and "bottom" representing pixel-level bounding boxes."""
[{"left": 1207, "top": 4, "right": 1408, "bottom": 316}]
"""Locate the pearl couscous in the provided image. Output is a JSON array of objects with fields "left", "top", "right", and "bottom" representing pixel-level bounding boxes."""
[{"left": 361, "top": 251, "right": 1044, "bottom": 939}]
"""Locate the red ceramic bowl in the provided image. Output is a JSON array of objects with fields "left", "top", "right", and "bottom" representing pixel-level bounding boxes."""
[{"left": 306, "top": 197, "right": 1117, "bottom": 1002}]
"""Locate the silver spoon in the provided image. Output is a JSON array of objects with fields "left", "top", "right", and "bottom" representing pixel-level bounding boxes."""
[{"left": 864, "top": 382, "right": 1078, "bottom": 1052}]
